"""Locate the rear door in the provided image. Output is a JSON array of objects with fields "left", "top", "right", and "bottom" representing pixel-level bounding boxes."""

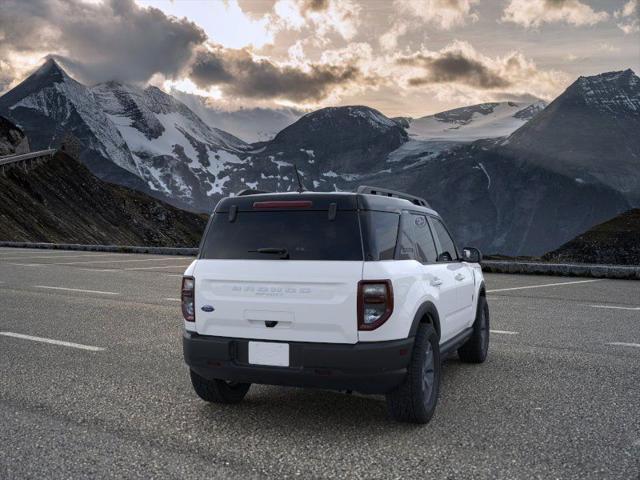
[
  {"left": 429, "top": 216, "right": 476, "bottom": 333},
  {"left": 399, "top": 212, "right": 459, "bottom": 343},
  {"left": 193, "top": 207, "right": 363, "bottom": 344}
]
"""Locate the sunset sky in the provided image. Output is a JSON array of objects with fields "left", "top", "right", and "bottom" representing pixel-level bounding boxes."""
[{"left": 1, "top": 0, "right": 638, "bottom": 117}]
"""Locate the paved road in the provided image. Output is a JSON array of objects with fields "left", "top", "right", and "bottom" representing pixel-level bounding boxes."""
[{"left": 0, "top": 247, "right": 638, "bottom": 479}]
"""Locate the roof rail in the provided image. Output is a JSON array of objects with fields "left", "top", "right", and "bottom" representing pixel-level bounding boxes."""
[
  {"left": 237, "top": 188, "right": 270, "bottom": 196},
  {"left": 356, "top": 185, "right": 430, "bottom": 208}
]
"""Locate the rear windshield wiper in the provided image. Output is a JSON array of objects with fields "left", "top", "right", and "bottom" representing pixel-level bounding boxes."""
[{"left": 249, "top": 247, "right": 290, "bottom": 259}]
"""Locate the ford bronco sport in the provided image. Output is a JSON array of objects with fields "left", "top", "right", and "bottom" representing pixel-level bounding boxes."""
[{"left": 182, "top": 186, "right": 489, "bottom": 424}]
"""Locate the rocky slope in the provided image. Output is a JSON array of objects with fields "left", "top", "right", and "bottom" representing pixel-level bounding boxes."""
[
  {"left": 543, "top": 209, "right": 640, "bottom": 265},
  {"left": 502, "top": 69, "right": 640, "bottom": 203},
  {"left": 0, "top": 150, "right": 206, "bottom": 246},
  {"left": 359, "top": 140, "right": 630, "bottom": 256},
  {"left": 0, "top": 116, "right": 29, "bottom": 156}
]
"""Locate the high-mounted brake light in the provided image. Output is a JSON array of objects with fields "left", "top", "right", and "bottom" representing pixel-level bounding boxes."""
[
  {"left": 357, "top": 280, "right": 393, "bottom": 330},
  {"left": 182, "top": 276, "right": 195, "bottom": 322},
  {"left": 253, "top": 200, "right": 313, "bottom": 209}
]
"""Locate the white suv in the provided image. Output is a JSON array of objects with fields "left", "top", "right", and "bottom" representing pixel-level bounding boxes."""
[{"left": 182, "top": 186, "right": 489, "bottom": 423}]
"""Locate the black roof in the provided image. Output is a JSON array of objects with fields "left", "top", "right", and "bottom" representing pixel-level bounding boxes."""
[{"left": 214, "top": 191, "right": 439, "bottom": 217}]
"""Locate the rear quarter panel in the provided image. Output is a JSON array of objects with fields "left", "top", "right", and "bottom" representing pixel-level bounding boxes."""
[{"left": 359, "top": 260, "right": 435, "bottom": 342}]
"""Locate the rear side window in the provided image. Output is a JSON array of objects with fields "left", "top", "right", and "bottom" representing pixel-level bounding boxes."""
[
  {"left": 200, "top": 211, "right": 363, "bottom": 261},
  {"left": 411, "top": 214, "right": 438, "bottom": 263},
  {"left": 397, "top": 213, "right": 438, "bottom": 263},
  {"left": 430, "top": 217, "right": 458, "bottom": 261},
  {"left": 397, "top": 213, "right": 417, "bottom": 261},
  {"left": 360, "top": 211, "right": 399, "bottom": 261}
]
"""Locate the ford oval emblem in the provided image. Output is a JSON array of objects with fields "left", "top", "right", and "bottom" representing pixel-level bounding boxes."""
[{"left": 201, "top": 305, "right": 215, "bottom": 312}]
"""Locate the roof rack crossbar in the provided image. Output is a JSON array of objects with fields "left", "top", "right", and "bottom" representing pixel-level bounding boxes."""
[
  {"left": 237, "top": 188, "right": 271, "bottom": 196},
  {"left": 356, "top": 185, "right": 430, "bottom": 208}
]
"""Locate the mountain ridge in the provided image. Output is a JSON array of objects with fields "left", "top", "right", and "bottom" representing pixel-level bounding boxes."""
[{"left": 1, "top": 60, "right": 638, "bottom": 256}]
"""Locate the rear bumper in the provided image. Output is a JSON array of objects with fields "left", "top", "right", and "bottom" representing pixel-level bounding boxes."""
[{"left": 183, "top": 331, "right": 413, "bottom": 394}]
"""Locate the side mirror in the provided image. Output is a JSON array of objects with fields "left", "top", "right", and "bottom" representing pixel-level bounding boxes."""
[{"left": 462, "top": 247, "right": 482, "bottom": 263}]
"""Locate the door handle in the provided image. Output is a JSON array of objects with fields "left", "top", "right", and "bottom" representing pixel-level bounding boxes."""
[
  {"left": 430, "top": 277, "right": 443, "bottom": 287},
  {"left": 455, "top": 273, "right": 465, "bottom": 281}
]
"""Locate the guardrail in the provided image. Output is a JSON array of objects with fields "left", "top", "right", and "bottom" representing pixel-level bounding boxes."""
[
  {"left": 0, "top": 241, "right": 198, "bottom": 256},
  {"left": 0, "top": 149, "right": 57, "bottom": 166},
  {"left": 0, "top": 149, "right": 57, "bottom": 171},
  {"left": 482, "top": 260, "right": 640, "bottom": 280}
]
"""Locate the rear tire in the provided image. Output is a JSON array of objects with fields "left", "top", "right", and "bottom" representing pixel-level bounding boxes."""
[
  {"left": 458, "top": 295, "right": 490, "bottom": 363},
  {"left": 189, "top": 369, "right": 251, "bottom": 404},
  {"left": 386, "top": 323, "right": 441, "bottom": 424}
]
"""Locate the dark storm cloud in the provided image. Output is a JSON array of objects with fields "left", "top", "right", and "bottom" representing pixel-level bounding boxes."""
[
  {"left": 397, "top": 51, "right": 511, "bottom": 89},
  {"left": 544, "top": 0, "right": 572, "bottom": 7},
  {"left": 190, "top": 47, "right": 361, "bottom": 102},
  {"left": 238, "top": 0, "right": 329, "bottom": 16},
  {"left": 303, "top": 0, "right": 330, "bottom": 12},
  {"left": 0, "top": 0, "right": 206, "bottom": 84}
]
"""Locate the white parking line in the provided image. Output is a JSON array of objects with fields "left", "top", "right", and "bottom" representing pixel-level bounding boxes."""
[
  {"left": 490, "top": 330, "right": 519, "bottom": 335},
  {"left": 15, "top": 257, "right": 185, "bottom": 266},
  {"left": 487, "top": 279, "right": 600, "bottom": 293},
  {"left": 34, "top": 285, "right": 119, "bottom": 295},
  {"left": 0, "top": 253, "right": 122, "bottom": 261},
  {"left": 0, "top": 249, "right": 57, "bottom": 255},
  {"left": 0, "top": 332, "right": 105, "bottom": 351},
  {"left": 589, "top": 305, "right": 640, "bottom": 311},
  {"left": 606, "top": 342, "right": 640, "bottom": 349},
  {"left": 79, "top": 268, "right": 119, "bottom": 272},
  {"left": 164, "top": 298, "right": 181, "bottom": 302},
  {"left": 124, "top": 265, "right": 190, "bottom": 271}
]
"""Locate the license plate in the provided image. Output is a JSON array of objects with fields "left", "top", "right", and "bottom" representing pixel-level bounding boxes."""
[{"left": 248, "top": 341, "right": 289, "bottom": 367}]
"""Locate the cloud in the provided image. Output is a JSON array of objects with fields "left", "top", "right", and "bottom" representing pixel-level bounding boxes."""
[
  {"left": 395, "top": 41, "right": 568, "bottom": 102},
  {"left": 379, "top": 22, "right": 409, "bottom": 51},
  {"left": 597, "top": 42, "right": 621, "bottom": 53},
  {"left": 0, "top": 0, "right": 205, "bottom": 85},
  {"left": 398, "top": 52, "right": 510, "bottom": 89},
  {"left": 396, "top": 0, "right": 479, "bottom": 30},
  {"left": 272, "top": 0, "right": 361, "bottom": 41},
  {"left": 189, "top": 46, "right": 362, "bottom": 102},
  {"left": 502, "top": 0, "right": 609, "bottom": 28},
  {"left": 615, "top": 0, "right": 639, "bottom": 34}
]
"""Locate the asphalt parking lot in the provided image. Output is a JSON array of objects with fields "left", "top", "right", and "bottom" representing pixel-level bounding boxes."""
[{"left": 0, "top": 247, "right": 638, "bottom": 479}]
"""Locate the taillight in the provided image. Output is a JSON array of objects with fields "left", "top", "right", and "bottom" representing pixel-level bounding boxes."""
[
  {"left": 182, "top": 276, "right": 195, "bottom": 322},
  {"left": 357, "top": 280, "right": 393, "bottom": 330}
]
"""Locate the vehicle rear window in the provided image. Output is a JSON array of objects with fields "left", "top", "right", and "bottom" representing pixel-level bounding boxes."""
[{"left": 200, "top": 211, "right": 363, "bottom": 261}]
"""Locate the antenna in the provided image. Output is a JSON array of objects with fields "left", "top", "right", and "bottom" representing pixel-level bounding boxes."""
[{"left": 293, "top": 162, "right": 305, "bottom": 193}]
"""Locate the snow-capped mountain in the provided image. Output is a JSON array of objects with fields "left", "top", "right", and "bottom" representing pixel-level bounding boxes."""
[
  {"left": 0, "top": 59, "right": 253, "bottom": 211},
  {"left": 0, "top": 59, "right": 137, "bottom": 174},
  {"left": 0, "top": 115, "right": 29, "bottom": 156},
  {"left": 259, "top": 106, "right": 406, "bottom": 179},
  {"left": 366, "top": 70, "right": 639, "bottom": 255},
  {"left": 1, "top": 59, "right": 637, "bottom": 256},
  {"left": 90, "top": 81, "right": 250, "bottom": 208},
  {"left": 405, "top": 101, "right": 546, "bottom": 142}
]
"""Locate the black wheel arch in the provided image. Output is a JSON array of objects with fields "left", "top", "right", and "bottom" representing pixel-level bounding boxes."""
[{"left": 408, "top": 302, "right": 442, "bottom": 340}]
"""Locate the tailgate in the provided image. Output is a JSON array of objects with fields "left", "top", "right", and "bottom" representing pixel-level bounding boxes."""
[{"left": 194, "top": 260, "right": 362, "bottom": 344}]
